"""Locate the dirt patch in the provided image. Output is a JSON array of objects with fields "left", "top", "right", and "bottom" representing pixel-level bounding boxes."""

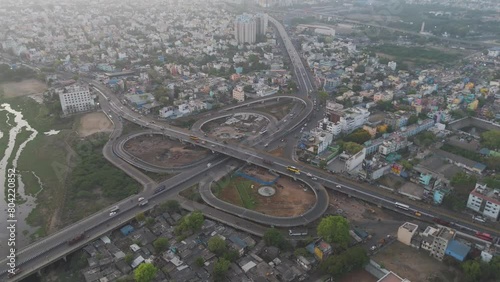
[
  {"left": 338, "top": 269, "right": 377, "bottom": 282},
  {"left": 77, "top": 112, "right": 114, "bottom": 137},
  {"left": 255, "top": 101, "right": 295, "bottom": 120},
  {"left": 374, "top": 241, "right": 461, "bottom": 282},
  {"left": 215, "top": 167, "right": 316, "bottom": 217},
  {"left": 269, "top": 146, "right": 285, "bottom": 157},
  {"left": 1, "top": 79, "right": 47, "bottom": 98},
  {"left": 124, "top": 134, "right": 209, "bottom": 167},
  {"left": 202, "top": 113, "right": 269, "bottom": 141}
]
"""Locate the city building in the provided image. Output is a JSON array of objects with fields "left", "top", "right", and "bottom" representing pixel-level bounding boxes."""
[
  {"left": 233, "top": 85, "right": 245, "bottom": 102},
  {"left": 384, "top": 112, "right": 409, "bottom": 130},
  {"left": 397, "top": 222, "right": 419, "bottom": 246},
  {"left": 345, "top": 148, "right": 366, "bottom": 172},
  {"left": 466, "top": 183, "right": 500, "bottom": 221},
  {"left": 255, "top": 13, "right": 268, "bottom": 35},
  {"left": 444, "top": 240, "right": 471, "bottom": 262},
  {"left": 234, "top": 14, "right": 257, "bottom": 44},
  {"left": 378, "top": 136, "right": 409, "bottom": 156},
  {"left": 420, "top": 226, "right": 455, "bottom": 261},
  {"left": 302, "top": 128, "right": 333, "bottom": 155},
  {"left": 57, "top": 84, "right": 95, "bottom": 115}
]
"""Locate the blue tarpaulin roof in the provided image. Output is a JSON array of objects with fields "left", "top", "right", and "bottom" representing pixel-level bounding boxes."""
[
  {"left": 445, "top": 240, "right": 470, "bottom": 262},
  {"left": 120, "top": 225, "right": 134, "bottom": 236}
]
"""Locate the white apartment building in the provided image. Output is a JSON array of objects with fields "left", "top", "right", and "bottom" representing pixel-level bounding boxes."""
[
  {"left": 467, "top": 183, "right": 500, "bottom": 221},
  {"left": 378, "top": 136, "right": 409, "bottom": 156},
  {"left": 234, "top": 14, "right": 257, "bottom": 44},
  {"left": 420, "top": 226, "right": 455, "bottom": 261},
  {"left": 57, "top": 84, "right": 95, "bottom": 115},
  {"left": 233, "top": 85, "right": 245, "bottom": 102},
  {"left": 343, "top": 107, "right": 370, "bottom": 133}
]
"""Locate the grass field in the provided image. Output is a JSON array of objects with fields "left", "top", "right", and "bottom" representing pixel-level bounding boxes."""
[
  {"left": 213, "top": 176, "right": 257, "bottom": 210},
  {"left": 235, "top": 180, "right": 257, "bottom": 209}
]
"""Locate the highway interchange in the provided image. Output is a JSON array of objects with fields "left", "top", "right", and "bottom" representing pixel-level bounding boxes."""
[{"left": 2, "top": 14, "right": 499, "bottom": 281}]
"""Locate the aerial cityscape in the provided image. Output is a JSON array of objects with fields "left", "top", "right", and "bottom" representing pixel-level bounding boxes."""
[{"left": 0, "top": 0, "right": 500, "bottom": 281}]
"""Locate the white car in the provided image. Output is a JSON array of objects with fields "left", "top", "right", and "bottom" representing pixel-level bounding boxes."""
[
  {"left": 336, "top": 185, "right": 342, "bottom": 188},
  {"left": 109, "top": 212, "right": 117, "bottom": 217},
  {"left": 138, "top": 197, "right": 145, "bottom": 202},
  {"left": 370, "top": 246, "right": 377, "bottom": 251},
  {"left": 312, "top": 177, "right": 318, "bottom": 181}
]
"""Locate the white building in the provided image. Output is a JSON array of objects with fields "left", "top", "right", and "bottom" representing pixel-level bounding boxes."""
[
  {"left": 345, "top": 148, "right": 366, "bottom": 172},
  {"left": 342, "top": 107, "right": 370, "bottom": 133},
  {"left": 487, "top": 47, "right": 500, "bottom": 57},
  {"left": 57, "top": 84, "right": 95, "bottom": 115},
  {"left": 233, "top": 85, "right": 245, "bottom": 102},
  {"left": 420, "top": 226, "right": 455, "bottom": 261},
  {"left": 234, "top": 14, "right": 257, "bottom": 44},
  {"left": 256, "top": 13, "right": 268, "bottom": 35},
  {"left": 306, "top": 128, "right": 333, "bottom": 155},
  {"left": 467, "top": 183, "right": 500, "bottom": 221},
  {"left": 388, "top": 61, "right": 397, "bottom": 71}
]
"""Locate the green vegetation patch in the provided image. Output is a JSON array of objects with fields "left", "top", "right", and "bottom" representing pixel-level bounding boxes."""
[
  {"left": 367, "top": 44, "right": 461, "bottom": 65},
  {"left": 235, "top": 179, "right": 257, "bottom": 210}
]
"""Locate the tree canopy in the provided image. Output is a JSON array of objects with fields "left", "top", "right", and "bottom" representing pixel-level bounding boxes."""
[
  {"left": 263, "top": 228, "right": 288, "bottom": 249},
  {"left": 153, "top": 237, "right": 169, "bottom": 253},
  {"left": 213, "top": 258, "right": 231, "bottom": 281},
  {"left": 317, "top": 215, "right": 350, "bottom": 248},
  {"left": 320, "top": 246, "right": 369, "bottom": 278},
  {"left": 480, "top": 130, "right": 500, "bottom": 150},
  {"left": 134, "top": 263, "right": 157, "bottom": 282},
  {"left": 208, "top": 236, "right": 227, "bottom": 256},
  {"left": 343, "top": 129, "right": 372, "bottom": 145},
  {"left": 342, "top": 141, "right": 364, "bottom": 155},
  {"left": 175, "top": 211, "right": 204, "bottom": 235}
]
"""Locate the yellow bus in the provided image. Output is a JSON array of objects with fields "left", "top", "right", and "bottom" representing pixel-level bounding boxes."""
[
  {"left": 287, "top": 166, "right": 300, "bottom": 174},
  {"left": 189, "top": 135, "right": 199, "bottom": 141}
]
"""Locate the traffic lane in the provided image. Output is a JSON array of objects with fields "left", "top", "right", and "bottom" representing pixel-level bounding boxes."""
[{"left": 1, "top": 159, "right": 231, "bottom": 280}]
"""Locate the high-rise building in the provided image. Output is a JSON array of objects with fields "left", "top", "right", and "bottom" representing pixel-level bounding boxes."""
[
  {"left": 57, "top": 84, "right": 95, "bottom": 115},
  {"left": 234, "top": 14, "right": 257, "bottom": 44},
  {"left": 255, "top": 13, "right": 268, "bottom": 35}
]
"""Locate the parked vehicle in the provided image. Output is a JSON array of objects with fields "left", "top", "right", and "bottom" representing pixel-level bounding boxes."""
[
  {"left": 154, "top": 185, "right": 166, "bottom": 194},
  {"left": 139, "top": 200, "right": 149, "bottom": 207}
]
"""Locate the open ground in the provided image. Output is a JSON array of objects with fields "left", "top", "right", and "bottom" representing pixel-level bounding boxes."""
[
  {"left": 373, "top": 241, "right": 461, "bottom": 282},
  {"left": 77, "top": 112, "right": 114, "bottom": 137},
  {"left": 1, "top": 79, "right": 47, "bottom": 98},
  {"left": 124, "top": 134, "right": 209, "bottom": 167},
  {"left": 202, "top": 113, "right": 269, "bottom": 142},
  {"left": 254, "top": 100, "right": 296, "bottom": 120},
  {"left": 213, "top": 165, "right": 316, "bottom": 217}
]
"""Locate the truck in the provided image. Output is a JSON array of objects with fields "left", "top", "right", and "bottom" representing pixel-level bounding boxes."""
[
  {"left": 349, "top": 230, "right": 362, "bottom": 243},
  {"left": 68, "top": 233, "right": 85, "bottom": 245}
]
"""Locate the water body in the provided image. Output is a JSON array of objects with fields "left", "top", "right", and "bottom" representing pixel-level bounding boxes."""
[
  {"left": 0, "top": 103, "right": 39, "bottom": 257},
  {"left": 44, "top": 129, "right": 60, "bottom": 136}
]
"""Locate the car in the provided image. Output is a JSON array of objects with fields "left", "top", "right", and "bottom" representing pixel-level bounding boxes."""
[
  {"left": 336, "top": 185, "right": 342, "bottom": 188},
  {"left": 151, "top": 121, "right": 155, "bottom": 124},
  {"left": 138, "top": 197, "right": 145, "bottom": 202},
  {"left": 154, "top": 185, "right": 166, "bottom": 194},
  {"left": 370, "top": 246, "right": 377, "bottom": 251},
  {"left": 306, "top": 173, "right": 312, "bottom": 177},
  {"left": 109, "top": 212, "right": 117, "bottom": 217},
  {"left": 312, "top": 177, "right": 318, "bottom": 180}
]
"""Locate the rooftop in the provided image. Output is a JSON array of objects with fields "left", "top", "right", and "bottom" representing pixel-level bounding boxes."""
[{"left": 400, "top": 222, "right": 418, "bottom": 233}]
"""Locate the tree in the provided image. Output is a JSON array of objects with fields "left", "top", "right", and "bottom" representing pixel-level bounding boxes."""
[
  {"left": 461, "top": 260, "right": 481, "bottom": 282},
  {"left": 343, "top": 129, "right": 372, "bottom": 145},
  {"left": 134, "top": 263, "right": 157, "bottom": 282},
  {"left": 153, "top": 238, "right": 169, "bottom": 253},
  {"left": 176, "top": 211, "right": 204, "bottom": 235},
  {"left": 194, "top": 257, "right": 205, "bottom": 267},
  {"left": 124, "top": 252, "right": 134, "bottom": 264},
  {"left": 320, "top": 247, "right": 368, "bottom": 277},
  {"left": 318, "top": 91, "right": 329, "bottom": 102},
  {"left": 213, "top": 258, "right": 231, "bottom": 281},
  {"left": 263, "top": 228, "right": 287, "bottom": 249},
  {"left": 319, "top": 160, "right": 327, "bottom": 169},
  {"left": 208, "top": 236, "right": 227, "bottom": 256},
  {"left": 343, "top": 141, "right": 363, "bottom": 155},
  {"left": 401, "top": 160, "right": 413, "bottom": 170},
  {"left": 480, "top": 130, "right": 500, "bottom": 150},
  {"left": 243, "top": 85, "right": 253, "bottom": 92},
  {"left": 135, "top": 212, "right": 146, "bottom": 222},
  {"left": 407, "top": 114, "right": 418, "bottom": 126},
  {"left": 160, "top": 199, "right": 180, "bottom": 213},
  {"left": 317, "top": 215, "right": 350, "bottom": 248}
]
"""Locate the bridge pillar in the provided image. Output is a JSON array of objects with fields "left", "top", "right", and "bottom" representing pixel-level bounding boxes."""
[{"left": 62, "top": 255, "right": 67, "bottom": 262}]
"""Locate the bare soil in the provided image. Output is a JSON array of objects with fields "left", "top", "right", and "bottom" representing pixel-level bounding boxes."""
[
  {"left": 217, "top": 167, "right": 316, "bottom": 217},
  {"left": 269, "top": 146, "right": 285, "bottom": 157},
  {"left": 124, "top": 134, "right": 209, "bottom": 167},
  {"left": 1, "top": 79, "right": 48, "bottom": 98},
  {"left": 374, "top": 241, "right": 461, "bottom": 282},
  {"left": 77, "top": 112, "right": 114, "bottom": 137}
]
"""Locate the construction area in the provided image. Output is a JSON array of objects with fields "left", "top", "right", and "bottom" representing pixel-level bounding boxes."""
[
  {"left": 202, "top": 113, "right": 270, "bottom": 142},
  {"left": 373, "top": 241, "right": 461, "bottom": 282},
  {"left": 213, "top": 165, "right": 316, "bottom": 217},
  {"left": 123, "top": 134, "right": 209, "bottom": 167}
]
